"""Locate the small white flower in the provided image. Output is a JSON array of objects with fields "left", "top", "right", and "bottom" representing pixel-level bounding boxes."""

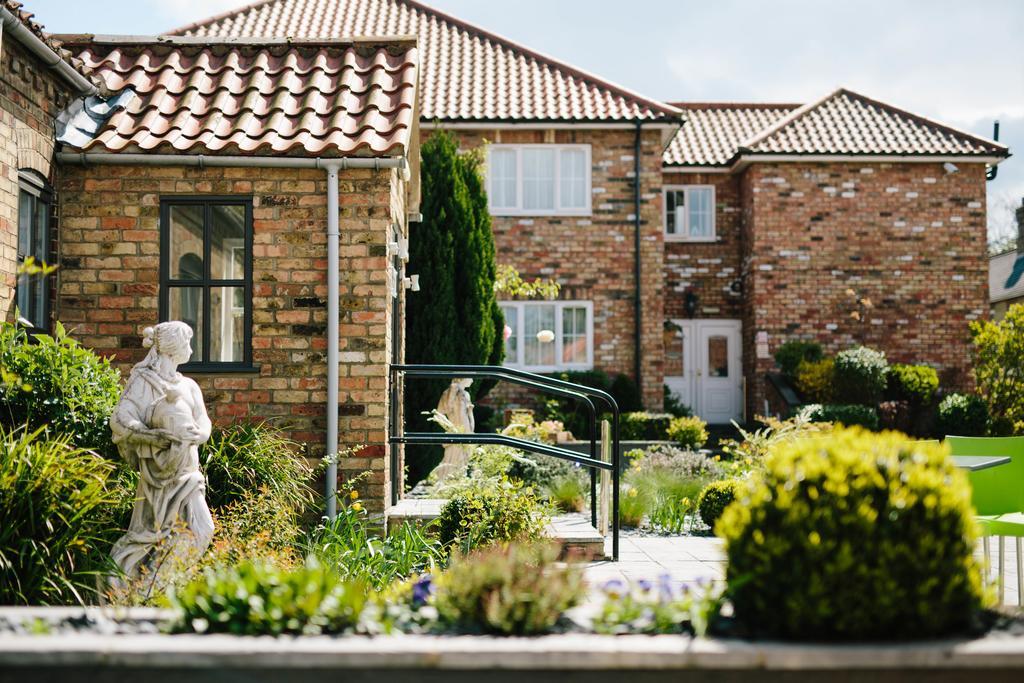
[{"left": 536, "top": 329, "right": 555, "bottom": 343}]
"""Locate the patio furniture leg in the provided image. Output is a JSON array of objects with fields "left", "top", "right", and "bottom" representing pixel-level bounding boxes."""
[
  {"left": 1017, "top": 537, "right": 1023, "bottom": 607},
  {"left": 999, "top": 535, "right": 1005, "bottom": 604},
  {"left": 983, "top": 535, "right": 990, "bottom": 587}
]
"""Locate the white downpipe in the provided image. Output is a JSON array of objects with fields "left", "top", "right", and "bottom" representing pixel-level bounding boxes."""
[{"left": 325, "top": 164, "right": 341, "bottom": 519}]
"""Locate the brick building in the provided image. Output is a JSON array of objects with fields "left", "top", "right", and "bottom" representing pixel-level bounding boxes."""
[{"left": 0, "top": 0, "right": 1011, "bottom": 514}]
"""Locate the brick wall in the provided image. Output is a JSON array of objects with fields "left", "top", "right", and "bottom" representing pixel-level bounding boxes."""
[
  {"left": 740, "top": 161, "right": 989, "bottom": 416},
  {"left": 441, "top": 127, "right": 665, "bottom": 409},
  {"left": 56, "top": 163, "right": 406, "bottom": 510},
  {"left": 0, "top": 36, "right": 73, "bottom": 321}
]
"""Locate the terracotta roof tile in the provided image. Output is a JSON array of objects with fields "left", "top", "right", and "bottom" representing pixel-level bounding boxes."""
[
  {"left": 665, "top": 89, "right": 1009, "bottom": 167},
  {"left": 175, "top": 0, "right": 680, "bottom": 123},
  {"left": 57, "top": 36, "right": 419, "bottom": 157}
]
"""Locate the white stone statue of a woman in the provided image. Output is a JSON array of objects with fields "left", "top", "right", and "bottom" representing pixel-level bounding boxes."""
[
  {"left": 109, "top": 322, "right": 214, "bottom": 589},
  {"left": 431, "top": 377, "right": 475, "bottom": 481}
]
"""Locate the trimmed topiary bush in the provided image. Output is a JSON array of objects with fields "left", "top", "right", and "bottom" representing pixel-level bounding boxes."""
[
  {"left": 621, "top": 412, "right": 673, "bottom": 440},
  {"left": 774, "top": 340, "right": 823, "bottom": 378},
  {"left": 697, "top": 479, "right": 739, "bottom": 529},
  {"left": 806, "top": 403, "right": 880, "bottom": 431},
  {"left": 718, "top": 427, "right": 984, "bottom": 640},
  {"left": 887, "top": 363, "right": 939, "bottom": 407},
  {"left": 667, "top": 415, "right": 708, "bottom": 449},
  {"left": 832, "top": 346, "right": 889, "bottom": 405},
  {"left": 0, "top": 322, "right": 122, "bottom": 458},
  {"left": 937, "top": 393, "right": 989, "bottom": 437},
  {"left": 794, "top": 358, "right": 835, "bottom": 403}
]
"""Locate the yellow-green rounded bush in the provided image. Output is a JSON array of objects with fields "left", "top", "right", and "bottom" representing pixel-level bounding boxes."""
[{"left": 718, "top": 427, "right": 984, "bottom": 640}]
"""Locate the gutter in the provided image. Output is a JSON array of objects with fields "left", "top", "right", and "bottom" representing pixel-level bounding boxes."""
[
  {"left": 633, "top": 122, "right": 643, "bottom": 401},
  {"left": 0, "top": 7, "right": 97, "bottom": 96},
  {"left": 58, "top": 150, "right": 409, "bottom": 517}
]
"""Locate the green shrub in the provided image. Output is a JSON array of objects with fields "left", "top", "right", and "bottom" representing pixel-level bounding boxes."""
[
  {"left": 0, "top": 426, "right": 125, "bottom": 605},
  {"left": 437, "top": 479, "right": 547, "bottom": 552},
  {"left": 200, "top": 422, "right": 314, "bottom": 513},
  {"left": 621, "top": 412, "right": 673, "bottom": 440},
  {"left": 0, "top": 322, "right": 121, "bottom": 457},
  {"left": 697, "top": 479, "right": 739, "bottom": 529},
  {"left": 171, "top": 560, "right": 368, "bottom": 635},
  {"left": 610, "top": 373, "right": 644, "bottom": 412},
  {"left": 205, "top": 488, "right": 303, "bottom": 572},
  {"left": 718, "top": 427, "right": 984, "bottom": 640},
  {"left": 542, "top": 370, "right": 642, "bottom": 436},
  {"left": 303, "top": 485, "right": 444, "bottom": 591},
  {"left": 619, "top": 485, "right": 651, "bottom": 528},
  {"left": 887, "top": 363, "right": 939, "bottom": 406},
  {"left": 434, "top": 542, "right": 584, "bottom": 635},
  {"left": 794, "top": 358, "right": 835, "bottom": 403},
  {"left": 971, "top": 304, "right": 1024, "bottom": 432},
  {"left": 624, "top": 445, "right": 723, "bottom": 532},
  {"left": 543, "top": 472, "right": 587, "bottom": 512},
  {"left": 664, "top": 385, "right": 692, "bottom": 417},
  {"left": 774, "top": 340, "right": 823, "bottom": 378},
  {"left": 806, "top": 403, "right": 880, "bottom": 430},
  {"left": 937, "top": 393, "right": 989, "bottom": 437},
  {"left": 667, "top": 415, "right": 708, "bottom": 449},
  {"left": 832, "top": 346, "right": 889, "bottom": 405}
]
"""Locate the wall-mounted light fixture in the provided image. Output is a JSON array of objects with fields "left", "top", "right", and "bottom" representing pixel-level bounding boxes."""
[{"left": 684, "top": 290, "right": 699, "bottom": 318}]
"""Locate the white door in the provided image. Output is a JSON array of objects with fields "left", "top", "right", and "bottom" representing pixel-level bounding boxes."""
[{"left": 665, "top": 319, "right": 743, "bottom": 424}]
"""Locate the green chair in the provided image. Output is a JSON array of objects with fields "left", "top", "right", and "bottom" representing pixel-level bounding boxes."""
[{"left": 946, "top": 435, "right": 1024, "bottom": 605}]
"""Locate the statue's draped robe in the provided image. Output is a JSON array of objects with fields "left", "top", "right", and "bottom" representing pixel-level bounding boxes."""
[
  {"left": 433, "top": 381, "right": 475, "bottom": 480},
  {"left": 109, "top": 368, "right": 214, "bottom": 579}
]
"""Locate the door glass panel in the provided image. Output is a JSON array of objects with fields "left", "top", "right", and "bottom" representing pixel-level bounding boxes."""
[
  {"left": 169, "top": 286, "right": 203, "bottom": 361},
  {"left": 211, "top": 205, "right": 246, "bottom": 280},
  {"left": 211, "top": 286, "right": 245, "bottom": 362},
  {"left": 664, "top": 322, "right": 684, "bottom": 375},
  {"left": 707, "top": 334, "right": 728, "bottom": 378},
  {"left": 169, "top": 205, "right": 204, "bottom": 279},
  {"left": 523, "top": 304, "right": 555, "bottom": 366}
]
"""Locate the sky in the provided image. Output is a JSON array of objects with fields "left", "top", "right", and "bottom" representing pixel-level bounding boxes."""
[{"left": 25, "top": 0, "right": 1024, "bottom": 241}]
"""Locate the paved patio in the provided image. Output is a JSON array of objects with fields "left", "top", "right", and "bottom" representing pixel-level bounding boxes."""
[{"left": 585, "top": 536, "right": 1023, "bottom": 606}]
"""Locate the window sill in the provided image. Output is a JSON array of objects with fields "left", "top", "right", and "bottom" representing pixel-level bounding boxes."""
[
  {"left": 664, "top": 235, "right": 718, "bottom": 243},
  {"left": 180, "top": 364, "right": 261, "bottom": 375},
  {"left": 490, "top": 209, "right": 593, "bottom": 218}
]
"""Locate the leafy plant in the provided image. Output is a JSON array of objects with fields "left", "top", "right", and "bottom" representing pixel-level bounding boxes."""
[
  {"left": 667, "top": 415, "right": 708, "bottom": 449},
  {"left": 437, "top": 479, "right": 547, "bottom": 552},
  {"left": 621, "top": 412, "right": 674, "bottom": 440},
  {"left": 622, "top": 445, "right": 723, "bottom": 533},
  {"left": 664, "top": 385, "right": 692, "bottom": 417},
  {"left": 434, "top": 542, "right": 584, "bottom": 635},
  {"left": 718, "top": 427, "right": 985, "bottom": 640},
  {"left": 886, "top": 363, "right": 939, "bottom": 407},
  {"left": 795, "top": 358, "right": 835, "bottom": 403},
  {"left": 594, "top": 576, "right": 725, "bottom": 636},
  {"left": 937, "top": 393, "right": 989, "bottom": 437},
  {"left": 619, "top": 485, "right": 651, "bottom": 528},
  {"left": 544, "top": 472, "right": 587, "bottom": 512},
  {"left": 205, "top": 488, "right": 303, "bottom": 572},
  {"left": 0, "top": 426, "right": 125, "bottom": 605},
  {"left": 303, "top": 483, "right": 445, "bottom": 591},
  {"left": 832, "top": 345, "right": 889, "bottom": 405},
  {"left": 720, "top": 407, "right": 831, "bottom": 466},
  {"left": 0, "top": 321, "right": 121, "bottom": 457},
  {"left": 971, "top": 304, "right": 1024, "bottom": 432},
  {"left": 494, "top": 264, "right": 560, "bottom": 300},
  {"left": 806, "top": 403, "right": 880, "bottom": 431},
  {"left": 171, "top": 559, "right": 368, "bottom": 636},
  {"left": 541, "top": 370, "right": 642, "bottom": 436},
  {"left": 200, "top": 422, "right": 314, "bottom": 513},
  {"left": 697, "top": 479, "right": 739, "bottom": 529},
  {"left": 774, "top": 340, "right": 823, "bottom": 378}
]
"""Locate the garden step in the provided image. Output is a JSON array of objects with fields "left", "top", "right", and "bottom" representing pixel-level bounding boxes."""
[{"left": 387, "top": 500, "right": 606, "bottom": 560}]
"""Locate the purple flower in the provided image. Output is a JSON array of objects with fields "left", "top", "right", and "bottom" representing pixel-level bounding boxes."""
[
  {"left": 602, "top": 579, "right": 626, "bottom": 597},
  {"left": 637, "top": 579, "right": 653, "bottom": 592},
  {"left": 411, "top": 575, "right": 434, "bottom": 607}
]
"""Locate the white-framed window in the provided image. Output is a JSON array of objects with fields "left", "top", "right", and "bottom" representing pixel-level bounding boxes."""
[
  {"left": 664, "top": 185, "right": 715, "bottom": 241},
  {"left": 487, "top": 144, "right": 591, "bottom": 216},
  {"left": 499, "top": 300, "right": 593, "bottom": 371}
]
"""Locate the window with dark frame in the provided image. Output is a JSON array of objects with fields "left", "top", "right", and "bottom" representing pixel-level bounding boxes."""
[
  {"left": 17, "top": 171, "right": 52, "bottom": 331},
  {"left": 159, "top": 197, "right": 254, "bottom": 371}
]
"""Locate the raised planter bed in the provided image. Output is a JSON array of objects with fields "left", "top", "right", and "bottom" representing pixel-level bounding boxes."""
[{"left": 1, "top": 607, "right": 1024, "bottom": 683}]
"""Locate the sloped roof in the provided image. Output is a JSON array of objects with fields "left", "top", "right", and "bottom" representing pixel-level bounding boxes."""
[
  {"left": 1, "top": 0, "right": 95, "bottom": 85},
  {"left": 991, "top": 249, "right": 1024, "bottom": 305},
  {"left": 665, "top": 88, "right": 1009, "bottom": 167},
  {"left": 663, "top": 103, "right": 798, "bottom": 167},
  {"left": 174, "top": 0, "right": 681, "bottom": 124},
  {"left": 56, "top": 36, "right": 418, "bottom": 157}
]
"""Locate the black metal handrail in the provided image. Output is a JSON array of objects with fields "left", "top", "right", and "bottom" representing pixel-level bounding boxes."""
[{"left": 389, "top": 363, "right": 620, "bottom": 560}]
